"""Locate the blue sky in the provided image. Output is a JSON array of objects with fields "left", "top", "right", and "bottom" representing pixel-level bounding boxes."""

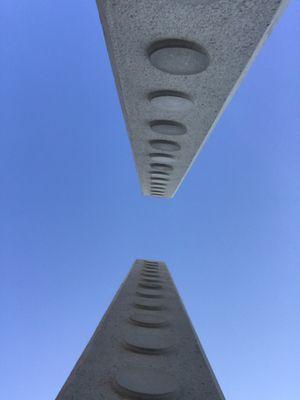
[{"left": 1, "top": 1, "right": 299, "bottom": 399}]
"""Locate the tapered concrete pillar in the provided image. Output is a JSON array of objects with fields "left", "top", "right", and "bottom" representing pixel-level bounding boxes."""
[
  {"left": 56, "top": 260, "right": 225, "bottom": 399},
  {"left": 97, "top": 1, "right": 288, "bottom": 198}
]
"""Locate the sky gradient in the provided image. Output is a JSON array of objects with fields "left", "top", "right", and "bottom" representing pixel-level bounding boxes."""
[{"left": 1, "top": 1, "right": 299, "bottom": 399}]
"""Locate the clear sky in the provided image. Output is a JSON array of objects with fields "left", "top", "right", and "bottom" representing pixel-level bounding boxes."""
[{"left": 1, "top": 1, "right": 299, "bottom": 399}]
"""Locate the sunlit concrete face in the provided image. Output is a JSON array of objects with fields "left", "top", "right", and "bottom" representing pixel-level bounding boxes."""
[
  {"left": 97, "top": 1, "right": 287, "bottom": 198},
  {"left": 55, "top": 260, "right": 225, "bottom": 400}
]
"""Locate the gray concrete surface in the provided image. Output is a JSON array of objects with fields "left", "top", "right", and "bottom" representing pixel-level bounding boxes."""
[
  {"left": 96, "top": 0, "right": 288, "bottom": 198},
  {"left": 55, "top": 260, "right": 225, "bottom": 399}
]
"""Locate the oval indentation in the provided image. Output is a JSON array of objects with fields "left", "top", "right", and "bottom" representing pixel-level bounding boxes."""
[
  {"left": 143, "top": 263, "right": 159, "bottom": 267},
  {"left": 141, "top": 272, "right": 161, "bottom": 278},
  {"left": 151, "top": 186, "right": 166, "bottom": 190},
  {"left": 150, "top": 176, "right": 170, "bottom": 184},
  {"left": 129, "top": 313, "right": 168, "bottom": 328},
  {"left": 139, "top": 281, "right": 162, "bottom": 289},
  {"left": 149, "top": 90, "right": 193, "bottom": 112},
  {"left": 150, "top": 140, "right": 181, "bottom": 152},
  {"left": 136, "top": 289, "right": 164, "bottom": 298},
  {"left": 151, "top": 180, "right": 167, "bottom": 184},
  {"left": 144, "top": 264, "right": 158, "bottom": 267},
  {"left": 143, "top": 268, "right": 160, "bottom": 272},
  {"left": 150, "top": 178, "right": 169, "bottom": 184},
  {"left": 141, "top": 277, "right": 163, "bottom": 284},
  {"left": 151, "top": 182, "right": 164, "bottom": 189},
  {"left": 114, "top": 366, "right": 177, "bottom": 399},
  {"left": 134, "top": 298, "right": 164, "bottom": 311},
  {"left": 151, "top": 191, "right": 165, "bottom": 196},
  {"left": 144, "top": 266, "right": 159, "bottom": 269},
  {"left": 150, "top": 170, "right": 170, "bottom": 175},
  {"left": 151, "top": 179, "right": 167, "bottom": 184},
  {"left": 142, "top": 275, "right": 161, "bottom": 280},
  {"left": 149, "top": 153, "right": 175, "bottom": 163},
  {"left": 149, "top": 39, "right": 209, "bottom": 75},
  {"left": 151, "top": 182, "right": 166, "bottom": 187},
  {"left": 123, "top": 330, "right": 175, "bottom": 355},
  {"left": 150, "top": 174, "right": 170, "bottom": 180},
  {"left": 150, "top": 163, "right": 173, "bottom": 172},
  {"left": 150, "top": 120, "right": 186, "bottom": 136},
  {"left": 150, "top": 181, "right": 169, "bottom": 186}
]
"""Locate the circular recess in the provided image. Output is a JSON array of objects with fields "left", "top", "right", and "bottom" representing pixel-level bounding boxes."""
[
  {"left": 149, "top": 90, "right": 193, "bottom": 112},
  {"left": 151, "top": 163, "right": 173, "bottom": 172},
  {"left": 150, "top": 176, "right": 170, "bottom": 185},
  {"left": 129, "top": 313, "right": 168, "bottom": 328},
  {"left": 151, "top": 177, "right": 168, "bottom": 182},
  {"left": 134, "top": 298, "right": 164, "bottom": 311},
  {"left": 151, "top": 188, "right": 166, "bottom": 193},
  {"left": 123, "top": 331, "right": 175, "bottom": 354},
  {"left": 143, "top": 268, "right": 160, "bottom": 272},
  {"left": 141, "top": 272, "right": 161, "bottom": 277},
  {"left": 150, "top": 174, "right": 170, "bottom": 180},
  {"left": 139, "top": 282, "right": 162, "bottom": 289},
  {"left": 151, "top": 186, "right": 167, "bottom": 190},
  {"left": 136, "top": 289, "right": 164, "bottom": 298},
  {"left": 148, "top": 39, "right": 209, "bottom": 75},
  {"left": 150, "top": 139, "right": 181, "bottom": 152},
  {"left": 151, "top": 182, "right": 166, "bottom": 186},
  {"left": 141, "top": 271, "right": 161, "bottom": 279},
  {"left": 151, "top": 180, "right": 167, "bottom": 185},
  {"left": 144, "top": 261, "right": 159, "bottom": 266},
  {"left": 151, "top": 185, "right": 166, "bottom": 190},
  {"left": 150, "top": 178, "right": 169, "bottom": 183},
  {"left": 150, "top": 170, "right": 170, "bottom": 175},
  {"left": 151, "top": 187, "right": 166, "bottom": 192},
  {"left": 150, "top": 175, "right": 169, "bottom": 179},
  {"left": 150, "top": 120, "right": 186, "bottom": 136},
  {"left": 143, "top": 269, "right": 160, "bottom": 273},
  {"left": 149, "top": 153, "right": 175, "bottom": 163},
  {"left": 114, "top": 366, "right": 177, "bottom": 399},
  {"left": 141, "top": 277, "right": 163, "bottom": 284},
  {"left": 151, "top": 188, "right": 165, "bottom": 192}
]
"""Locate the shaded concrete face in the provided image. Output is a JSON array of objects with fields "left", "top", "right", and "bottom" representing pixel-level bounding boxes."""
[
  {"left": 97, "top": 0, "right": 287, "bottom": 198},
  {"left": 56, "top": 260, "right": 225, "bottom": 399}
]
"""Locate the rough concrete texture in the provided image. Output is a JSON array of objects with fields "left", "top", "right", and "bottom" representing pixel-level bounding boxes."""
[
  {"left": 96, "top": 0, "right": 288, "bottom": 198},
  {"left": 55, "top": 260, "right": 225, "bottom": 399}
]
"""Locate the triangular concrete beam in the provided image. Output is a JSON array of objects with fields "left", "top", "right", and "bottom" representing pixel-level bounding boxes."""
[
  {"left": 56, "top": 260, "right": 225, "bottom": 399},
  {"left": 97, "top": 0, "right": 288, "bottom": 198}
]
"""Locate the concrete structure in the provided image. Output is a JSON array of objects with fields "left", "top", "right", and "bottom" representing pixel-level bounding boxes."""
[
  {"left": 56, "top": 259, "right": 225, "bottom": 399},
  {"left": 96, "top": 0, "right": 288, "bottom": 198}
]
